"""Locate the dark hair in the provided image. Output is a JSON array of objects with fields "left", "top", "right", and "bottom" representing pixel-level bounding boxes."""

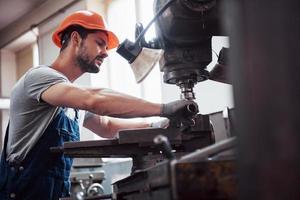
[{"left": 59, "top": 25, "right": 97, "bottom": 52}]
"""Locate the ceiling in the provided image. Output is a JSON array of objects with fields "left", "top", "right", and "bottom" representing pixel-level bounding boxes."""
[
  {"left": 0, "top": 0, "right": 76, "bottom": 51},
  {"left": 0, "top": 0, "right": 48, "bottom": 32}
]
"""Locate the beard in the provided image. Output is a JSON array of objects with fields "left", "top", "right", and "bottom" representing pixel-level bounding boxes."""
[{"left": 76, "top": 44, "right": 100, "bottom": 73}]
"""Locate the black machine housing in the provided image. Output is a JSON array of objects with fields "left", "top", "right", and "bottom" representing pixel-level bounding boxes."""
[{"left": 154, "top": 0, "right": 226, "bottom": 99}]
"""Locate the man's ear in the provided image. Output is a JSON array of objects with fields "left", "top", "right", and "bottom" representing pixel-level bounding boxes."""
[{"left": 70, "top": 31, "right": 82, "bottom": 47}]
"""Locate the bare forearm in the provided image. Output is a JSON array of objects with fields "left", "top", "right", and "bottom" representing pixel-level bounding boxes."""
[
  {"left": 94, "top": 116, "right": 150, "bottom": 138},
  {"left": 87, "top": 88, "right": 161, "bottom": 118},
  {"left": 42, "top": 84, "right": 161, "bottom": 118}
]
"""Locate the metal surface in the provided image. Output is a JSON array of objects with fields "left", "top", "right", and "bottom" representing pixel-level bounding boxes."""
[
  {"left": 118, "top": 114, "right": 211, "bottom": 145},
  {"left": 0, "top": 0, "right": 48, "bottom": 31},
  {"left": 113, "top": 161, "right": 172, "bottom": 200},
  {"left": 51, "top": 114, "right": 214, "bottom": 171},
  {"left": 70, "top": 171, "right": 106, "bottom": 200},
  {"left": 110, "top": 129, "right": 236, "bottom": 199},
  {"left": 226, "top": 0, "right": 300, "bottom": 199},
  {"left": 178, "top": 137, "right": 236, "bottom": 163},
  {"left": 178, "top": 80, "right": 196, "bottom": 100},
  {"left": 113, "top": 154, "right": 236, "bottom": 200},
  {"left": 51, "top": 139, "right": 151, "bottom": 158},
  {"left": 153, "top": 135, "right": 175, "bottom": 160},
  {"left": 0, "top": 0, "right": 78, "bottom": 48},
  {"left": 154, "top": 0, "right": 226, "bottom": 98},
  {"left": 172, "top": 160, "right": 237, "bottom": 200}
]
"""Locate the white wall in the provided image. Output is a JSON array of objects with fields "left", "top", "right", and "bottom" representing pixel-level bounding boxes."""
[
  {"left": 38, "top": 1, "right": 86, "bottom": 65},
  {"left": 107, "top": 0, "right": 141, "bottom": 97},
  {"left": 86, "top": 1, "right": 111, "bottom": 90},
  {"left": 0, "top": 49, "right": 17, "bottom": 145},
  {"left": 0, "top": 49, "right": 17, "bottom": 97},
  {"left": 16, "top": 44, "right": 34, "bottom": 79},
  {"left": 107, "top": 0, "right": 162, "bottom": 104}
]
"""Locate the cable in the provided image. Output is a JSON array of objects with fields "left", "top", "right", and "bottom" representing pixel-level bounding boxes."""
[
  {"left": 135, "top": 0, "right": 176, "bottom": 44},
  {"left": 212, "top": 49, "right": 219, "bottom": 59}
]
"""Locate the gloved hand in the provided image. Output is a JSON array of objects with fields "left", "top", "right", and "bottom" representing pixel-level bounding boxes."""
[{"left": 160, "top": 100, "right": 199, "bottom": 119}]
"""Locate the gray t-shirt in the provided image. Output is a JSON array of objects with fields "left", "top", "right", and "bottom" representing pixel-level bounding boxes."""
[{"left": 6, "top": 65, "right": 69, "bottom": 163}]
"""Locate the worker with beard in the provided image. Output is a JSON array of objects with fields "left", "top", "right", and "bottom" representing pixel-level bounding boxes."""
[{"left": 0, "top": 10, "right": 197, "bottom": 200}]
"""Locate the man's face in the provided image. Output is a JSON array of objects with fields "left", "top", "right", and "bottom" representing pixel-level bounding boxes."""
[{"left": 76, "top": 31, "right": 108, "bottom": 73}]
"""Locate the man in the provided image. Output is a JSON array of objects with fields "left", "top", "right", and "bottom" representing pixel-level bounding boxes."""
[{"left": 0, "top": 10, "right": 197, "bottom": 199}]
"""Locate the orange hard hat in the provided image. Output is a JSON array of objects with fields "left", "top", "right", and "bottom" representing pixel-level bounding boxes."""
[{"left": 52, "top": 10, "right": 119, "bottom": 50}]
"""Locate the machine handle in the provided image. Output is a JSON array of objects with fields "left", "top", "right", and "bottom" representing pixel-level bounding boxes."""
[{"left": 154, "top": 134, "right": 175, "bottom": 160}]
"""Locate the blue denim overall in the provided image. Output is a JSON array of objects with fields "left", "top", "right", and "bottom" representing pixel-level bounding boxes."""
[{"left": 0, "top": 108, "right": 80, "bottom": 200}]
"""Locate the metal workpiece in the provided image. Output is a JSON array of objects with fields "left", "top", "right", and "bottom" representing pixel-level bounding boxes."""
[
  {"left": 56, "top": 136, "right": 238, "bottom": 200},
  {"left": 113, "top": 161, "right": 172, "bottom": 200},
  {"left": 70, "top": 169, "right": 105, "bottom": 200},
  {"left": 51, "top": 114, "right": 214, "bottom": 171},
  {"left": 178, "top": 80, "right": 196, "bottom": 100},
  {"left": 155, "top": 0, "right": 225, "bottom": 95},
  {"left": 118, "top": 114, "right": 211, "bottom": 143},
  {"left": 52, "top": 114, "right": 234, "bottom": 200},
  {"left": 115, "top": 137, "right": 236, "bottom": 200},
  {"left": 177, "top": 137, "right": 236, "bottom": 163},
  {"left": 113, "top": 144, "right": 237, "bottom": 200},
  {"left": 170, "top": 137, "right": 237, "bottom": 200},
  {"left": 170, "top": 159, "right": 237, "bottom": 200}
]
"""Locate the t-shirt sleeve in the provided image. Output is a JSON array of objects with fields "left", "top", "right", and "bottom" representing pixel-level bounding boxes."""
[{"left": 24, "top": 66, "right": 68, "bottom": 102}]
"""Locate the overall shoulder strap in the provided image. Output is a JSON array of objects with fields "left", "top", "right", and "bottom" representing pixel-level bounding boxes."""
[{"left": 1, "top": 122, "right": 9, "bottom": 159}]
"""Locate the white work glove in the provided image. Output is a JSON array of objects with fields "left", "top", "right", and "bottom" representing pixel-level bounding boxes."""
[{"left": 150, "top": 118, "right": 170, "bottom": 129}]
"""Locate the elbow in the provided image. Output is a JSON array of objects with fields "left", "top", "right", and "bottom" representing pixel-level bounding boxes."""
[
  {"left": 82, "top": 91, "right": 105, "bottom": 115},
  {"left": 94, "top": 116, "right": 117, "bottom": 139},
  {"left": 83, "top": 98, "right": 97, "bottom": 112},
  {"left": 102, "top": 119, "right": 118, "bottom": 138}
]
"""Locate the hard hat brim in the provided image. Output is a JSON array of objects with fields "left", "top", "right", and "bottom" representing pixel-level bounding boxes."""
[
  {"left": 106, "top": 30, "right": 119, "bottom": 50},
  {"left": 52, "top": 24, "right": 119, "bottom": 50}
]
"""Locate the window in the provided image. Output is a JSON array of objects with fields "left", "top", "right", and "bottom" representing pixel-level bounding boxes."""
[{"left": 104, "top": 0, "right": 162, "bottom": 103}]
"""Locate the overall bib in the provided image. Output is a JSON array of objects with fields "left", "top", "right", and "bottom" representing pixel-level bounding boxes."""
[{"left": 0, "top": 108, "right": 80, "bottom": 200}]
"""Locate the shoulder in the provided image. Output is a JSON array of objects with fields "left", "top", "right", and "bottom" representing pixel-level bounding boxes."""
[
  {"left": 24, "top": 65, "right": 69, "bottom": 87},
  {"left": 25, "top": 65, "right": 68, "bottom": 81},
  {"left": 22, "top": 65, "right": 69, "bottom": 101}
]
